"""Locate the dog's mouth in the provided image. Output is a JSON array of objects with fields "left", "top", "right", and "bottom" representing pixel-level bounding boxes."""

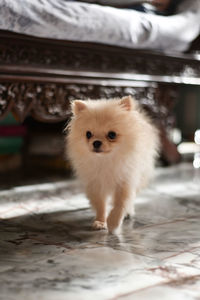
[
  {"left": 93, "top": 148, "right": 103, "bottom": 153},
  {"left": 92, "top": 148, "right": 111, "bottom": 154}
]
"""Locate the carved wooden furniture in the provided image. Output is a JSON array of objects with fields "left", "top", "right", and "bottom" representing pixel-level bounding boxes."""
[{"left": 1, "top": 30, "right": 200, "bottom": 164}]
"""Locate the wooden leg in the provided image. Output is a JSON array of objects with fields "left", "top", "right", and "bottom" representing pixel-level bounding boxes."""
[
  {"left": 160, "top": 126, "right": 181, "bottom": 165},
  {"left": 155, "top": 84, "right": 181, "bottom": 165}
]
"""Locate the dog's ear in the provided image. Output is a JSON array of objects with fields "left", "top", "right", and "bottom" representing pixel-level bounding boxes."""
[
  {"left": 119, "top": 96, "right": 135, "bottom": 111},
  {"left": 71, "top": 100, "right": 87, "bottom": 115}
]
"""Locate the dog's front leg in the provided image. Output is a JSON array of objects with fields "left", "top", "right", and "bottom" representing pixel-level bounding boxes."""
[
  {"left": 86, "top": 188, "right": 107, "bottom": 230},
  {"left": 107, "top": 184, "right": 134, "bottom": 234}
]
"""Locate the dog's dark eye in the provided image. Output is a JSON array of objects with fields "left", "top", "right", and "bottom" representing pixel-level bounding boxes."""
[
  {"left": 108, "top": 131, "right": 116, "bottom": 140},
  {"left": 86, "top": 131, "right": 92, "bottom": 139}
]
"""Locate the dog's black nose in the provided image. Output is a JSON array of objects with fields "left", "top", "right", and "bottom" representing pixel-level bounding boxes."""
[{"left": 93, "top": 140, "right": 102, "bottom": 149}]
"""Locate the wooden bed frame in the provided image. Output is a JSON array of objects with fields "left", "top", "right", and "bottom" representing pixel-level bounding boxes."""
[{"left": 0, "top": 30, "right": 200, "bottom": 164}]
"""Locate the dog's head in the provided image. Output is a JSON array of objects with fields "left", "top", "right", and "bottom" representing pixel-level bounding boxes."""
[{"left": 68, "top": 96, "right": 138, "bottom": 156}]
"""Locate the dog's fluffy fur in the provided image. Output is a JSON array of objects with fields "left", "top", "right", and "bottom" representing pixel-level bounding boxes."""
[{"left": 66, "top": 96, "right": 159, "bottom": 233}]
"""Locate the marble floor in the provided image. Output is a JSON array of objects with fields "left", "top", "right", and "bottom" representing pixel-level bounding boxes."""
[{"left": 0, "top": 163, "right": 200, "bottom": 300}]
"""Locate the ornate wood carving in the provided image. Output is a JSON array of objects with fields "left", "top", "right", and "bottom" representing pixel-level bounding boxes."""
[
  {"left": 0, "top": 31, "right": 182, "bottom": 128},
  {"left": 0, "top": 82, "right": 69, "bottom": 122},
  {"left": 0, "top": 32, "right": 200, "bottom": 78},
  {"left": 0, "top": 80, "right": 175, "bottom": 125}
]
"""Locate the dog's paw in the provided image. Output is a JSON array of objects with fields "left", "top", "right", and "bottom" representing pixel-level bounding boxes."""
[
  {"left": 107, "top": 216, "right": 122, "bottom": 235},
  {"left": 108, "top": 226, "right": 121, "bottom": 235},
  {"left": 92, "top": 220, "right": 107, "bottom": 230}
]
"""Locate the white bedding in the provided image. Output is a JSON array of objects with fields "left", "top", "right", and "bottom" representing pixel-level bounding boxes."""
[{"left": 0, "top": 0, "right": 200, "bottom": 52}]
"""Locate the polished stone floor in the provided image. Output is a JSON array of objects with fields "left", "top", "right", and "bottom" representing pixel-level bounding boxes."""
[{"left": 0, "top": 163, "right": 200, "bottom": 300}]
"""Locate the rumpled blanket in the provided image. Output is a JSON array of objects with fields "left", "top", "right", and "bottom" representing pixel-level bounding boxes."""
[{"left": 0, "top": 0, "right": 200, "bottom": 52}]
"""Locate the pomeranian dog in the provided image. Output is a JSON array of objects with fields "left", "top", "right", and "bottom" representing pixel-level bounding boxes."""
[{"left": 66, "top": 96, "right": 159, "bottom": 234}]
